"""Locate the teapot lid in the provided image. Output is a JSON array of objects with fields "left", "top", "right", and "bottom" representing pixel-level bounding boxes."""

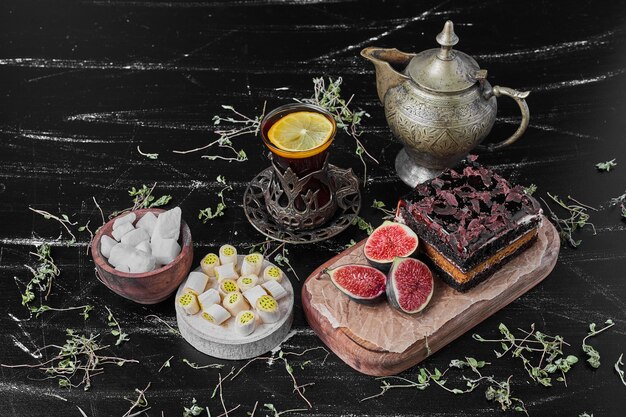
[{"left": 405, "top": 21, "right": 484, "bottom": 93}]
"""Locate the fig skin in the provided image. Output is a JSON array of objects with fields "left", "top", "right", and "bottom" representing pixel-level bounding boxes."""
[
  {"left": 324, "top": 264, "right": 387, "bottom": 305},
  {"left": 364, "top": 221, "right": 419, "bottom": 271},
  {"left": 386, "top": 257, "right": 434, "bottom": 314}
]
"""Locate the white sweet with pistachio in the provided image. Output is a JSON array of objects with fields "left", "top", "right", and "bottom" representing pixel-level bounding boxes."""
[
  {"left": 241, "top": 253, "right": 264, "bottom": 276},
  {"left": 256, "top": 295, "right": 281, "bottom": 324},
  {"left": 135, "top": 240, "right": 152, "bottom": 255},
  {"left": 111, "top": 221, "right": 135, "bottom": 241},
  {"left": 201, "top": 304, "right": 231, "bottom": 325},
  {"left": 198, "top": 288, "right": 220, "bottom": 309},
  {"left": 120, "top": 228, "right": 150, "bottom": 247},
  {"left": 218, "top": 279, "right": 239, "bottom": 296},
  {"left": 151, "top": 238, "right": 181, "bottom": 265},
  {"left": 200, "top": 253, "right": 220, "bottom": 276},
  {"left": 100, "top": 235, "right": 117, "bottom": 258},
  {"left": 136, "top": 211, "right": 158, "bottom": 236},
  {"left": 215, "top": 262, "right": 238, "bottom": 282},
  {"left": 218, "top": 244, "right": 237, "bottom": 266},
  {"left": 262, "top": 265, "right": 283, "bottom": 282},
  {"left": 112, "top": 212, "right": 136, "bottom": 230},
  {"left": 261, "top": 280, "right": 288, "bottom": 301},
  {"left": 184, "top": 271, "right": 209, "bottom": 295},
  {"left": 242, "top": 285, "right": 267, "bottom": 307},
  {"left": 178, "top": 292, "right": 200, "bottom": 315},
  {"left": 235, "top": 310, "right": 257, "bottom": 336},
  {"left": 152, "top": 207, "right": 181, "bottom": 242},
  {"left": 237, "top": 274, "right": 259, "bottom": 291},
  {"left": 222, "top": 291, "right": 250, "bottom": 316}
]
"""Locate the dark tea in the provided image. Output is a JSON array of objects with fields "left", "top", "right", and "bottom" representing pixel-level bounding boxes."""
[{"left": 261, "top": 103, "right": 337, "bottom": 211}]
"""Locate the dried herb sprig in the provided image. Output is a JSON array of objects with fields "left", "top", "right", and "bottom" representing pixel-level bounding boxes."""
[
  {"left": 182, "top": 398, "right": 205, "bottom": 417},
  {"left": 296, "top": 77, "right": 377, "bottom": 185},
  {"left": 182, "top": 358, "right": 224, "bottom": 370},
  {"left": 371, "top": 199, "right": 396, "bottom": 220},
  {"left": 158, "top": 355, "right": 173, "bottom": 373},
  {"left": 199, "top": 175, "right": 232, "bottom": 223},
  {"left": 473, "top": 323, "right": 578, "bottom": 387},
  {"left": 541, "top": 193, "right": 597, "bottom": 248},
  {"left": 1, "top": 328, "right": 138, "bottom": 390},
  {"left": 28, "top": 208, "right": 78, "bottom": 243},
  {"left": 582, "top": 319, "right": 614, "bottom": 368},
  {"left": 362, "top": 357, "right": 527, "bottom": 415},
  {"left": 615, "top": 354, "right": 626, "bottom": 387},
  {"left": 595, "top": 158, "right": 617, "bottom": 172},
  {"left": 523, "top": 184, "right": 537, "bottom": 196},
  {"left": 122, "top": 382, "right": 151, "bottom": 417},
  {"left": 110, "top": 183, "right": 172, "bottom": 218},
  {"left": 30, "top": 304, "right": 93, "bottom": 319},
  {"left": 609, "top": 191, "right": 626, "bottom": 206},
  {"left": 21, "top": 244, "right": 60, "bottom": 306},
  {"left": 105, "top": 306, "right": 130, "bottom": 346},
  {"left": 174, "top": 103, "right": 265, "bottom": 162},
  {"left": 230, "top": 347, "right": 329, "bottom": 410},
  {"left": 264, "top": 404, "right": 308, "bottom": 417},
  {"left": 136, "top": 145, "right": 158, "bottom": 160},
  {"left": 248, "top": 241, "right": 300, "bottom": 281}
]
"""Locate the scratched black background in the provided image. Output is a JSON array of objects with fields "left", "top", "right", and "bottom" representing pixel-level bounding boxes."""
[{"left": 1, "top": 0, "right": 625, "bottom": 416}]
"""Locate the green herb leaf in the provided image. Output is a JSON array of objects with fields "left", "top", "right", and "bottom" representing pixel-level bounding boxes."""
[{"left": 595, "top": 158, "right": 617, "bottom": 172}]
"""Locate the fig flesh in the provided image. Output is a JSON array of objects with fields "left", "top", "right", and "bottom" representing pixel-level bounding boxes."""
[
  {"left": 325, "top": 264, "right": 386, "bottom": 304},
  {"left": 387, "top": 257, "right": 434, "bottom": 314},
  {"left": 364, "top": 221, "right": 419, "bottom": 270}
]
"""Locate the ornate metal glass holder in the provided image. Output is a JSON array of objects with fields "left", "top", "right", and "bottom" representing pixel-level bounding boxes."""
[
  {"left": 243, "top": 162, "right": 361, "bottom": 244},
  {"left": 264, "top": 155, "right": 337, "bottom": 230}
]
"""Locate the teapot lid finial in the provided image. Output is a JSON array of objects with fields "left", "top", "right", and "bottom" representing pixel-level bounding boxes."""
[{"left": 436, "top": 20, "right": 459, "bottom": 60}]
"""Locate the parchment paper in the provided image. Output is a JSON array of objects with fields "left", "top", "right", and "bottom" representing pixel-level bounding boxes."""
[{"left": 307, "top": 220, "right": 550, "bottom": 353}]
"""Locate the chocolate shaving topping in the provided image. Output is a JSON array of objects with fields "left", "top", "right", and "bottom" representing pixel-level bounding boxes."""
[{"left": 401, "top": 158, "right": 542, "bottom": 254}]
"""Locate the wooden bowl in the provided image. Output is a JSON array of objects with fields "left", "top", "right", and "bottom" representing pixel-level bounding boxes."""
[{"left": 91, "top": 208, "right": 193, "bottom": 304}]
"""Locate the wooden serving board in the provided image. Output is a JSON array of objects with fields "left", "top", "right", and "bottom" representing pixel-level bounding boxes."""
[{"left": 302, "top": 217, "right": 559, "bottom": 376}]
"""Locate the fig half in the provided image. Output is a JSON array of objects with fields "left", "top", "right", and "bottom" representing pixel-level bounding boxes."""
[
  {"left": 324, "top": 264, "right": 387, "bottom": 304},
  {"left": 364, "top": 221, "right": 419, "bottom": 271},
  {"left": 387, "top": 257, "right": 434, "bottom": 314}
]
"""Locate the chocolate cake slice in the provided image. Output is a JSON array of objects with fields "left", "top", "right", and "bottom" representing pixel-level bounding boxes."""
[{"left": 397, "top": 158, "right": 543, "bottom": 292}]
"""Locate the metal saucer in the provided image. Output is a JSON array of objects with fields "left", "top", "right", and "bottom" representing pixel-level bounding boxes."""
[{"left": 243, "top": 164, "right": 361, "bottom": 244}]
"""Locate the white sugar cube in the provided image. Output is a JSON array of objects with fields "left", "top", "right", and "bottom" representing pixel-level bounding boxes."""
[
  {"left": 135, "top": 240, "right": 151, "bottom": 255},
  {"left": 112, "top": 221, "right": 134, "bottom": 241},
  {"left": 100, "top": 235, "right": 117, "bottom": 258},
  {"left": 120, "top": 228, "right": 150, "bottom": 246},
  {"left": 113, "top": 212, "right": 136, "bottom": 230},
  {"left": 115, "top": 264, "right": 130, "bottom": 273},
  {"left": 136, "top": 212, "right": 158, "bottom": 236},
  {"left": 127, "top": 250, "right": 156, "bottom": 274},
  {"left": 108, "top": 243, "right": 135, "bottom": 267},
  {"left": 151, "top": 238, "right": 181, "bottom": 265},
  {"left": 152, "top": 207, "right": 181, "bottom": 241}
]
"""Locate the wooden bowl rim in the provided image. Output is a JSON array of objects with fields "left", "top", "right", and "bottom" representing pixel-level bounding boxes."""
[{"left": 91, "top": 208, "right": 193, "bottom": 279}]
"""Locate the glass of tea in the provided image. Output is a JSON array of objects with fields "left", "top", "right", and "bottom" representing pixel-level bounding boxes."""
[{"left": 261, "top": 103, "right": 339, "bottom": 230}]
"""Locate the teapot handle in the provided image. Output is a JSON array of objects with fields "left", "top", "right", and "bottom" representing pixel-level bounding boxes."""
[{"left": 478, "top": 86, "right": 530, "bottom": 151}]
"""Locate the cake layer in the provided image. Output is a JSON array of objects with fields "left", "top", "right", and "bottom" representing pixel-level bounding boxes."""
[{"left": 426, "top": 232, "right": 539, "bottom": 292}]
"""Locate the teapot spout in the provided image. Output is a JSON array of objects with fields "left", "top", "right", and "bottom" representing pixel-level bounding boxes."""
[{"left": 361, "top": 47, "right": 414, "bottom": 103}]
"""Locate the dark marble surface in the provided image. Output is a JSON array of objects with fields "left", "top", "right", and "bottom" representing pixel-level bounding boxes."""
[{"left": 1, "top": 1, "right": 625, "bottom": 416}]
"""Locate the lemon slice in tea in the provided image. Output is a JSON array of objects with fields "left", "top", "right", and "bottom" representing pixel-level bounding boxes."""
[{"left": 267, "top": 111, "right": 334, "bottom": 152}]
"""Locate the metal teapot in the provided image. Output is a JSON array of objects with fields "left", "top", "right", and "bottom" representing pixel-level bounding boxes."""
[{"left": 361, "top": 21, "right": 530, "bottom": 187}]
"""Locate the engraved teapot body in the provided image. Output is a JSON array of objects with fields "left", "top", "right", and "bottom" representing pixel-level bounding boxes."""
[{"left": 361, "top": 21, "right": 530, "bottom": 187}]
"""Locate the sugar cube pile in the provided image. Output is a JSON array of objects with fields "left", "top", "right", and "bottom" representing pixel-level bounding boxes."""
[{"left": 100, "top": 207, "right": 182, "bottom": 273}]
